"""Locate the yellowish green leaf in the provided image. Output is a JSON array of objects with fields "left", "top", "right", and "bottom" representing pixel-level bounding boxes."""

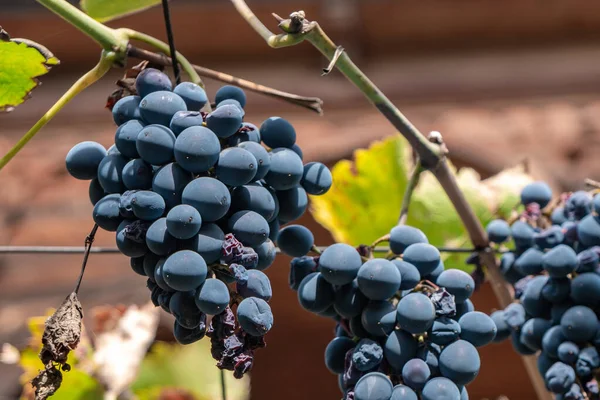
[
  {"left": 80, "top": 0, "right": 161, "bottom": 22},
  {"left": 0, "top": 29, "right": 59, "bottom": 112}
]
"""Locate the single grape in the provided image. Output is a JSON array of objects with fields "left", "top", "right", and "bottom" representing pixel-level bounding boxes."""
[
  {"left": 402, "top": 358, "right": 431, "bottom": 391},
  {"left": 521, "top": 275, "right": 551, "bottom": 318},
  {"left": 130, "top": 190, "right": 166, "bottom": 220},
  {"left": 499, "top": 252, "right": 525, "bottom": 285},
  {"left": 300, "top": 162, "right": 332, "bottom": 195},
  {"left": 143, "top": 253, "right": 161, "bottom": 279},
  {"left": 237, "top": 141, "right": 270, "bottom": 180},
  {"left": 439, "top": 340, "right": 480, "bottom": 385},
  {"left": 576, "top": 347, "right": 600, "bottom": 379},
  {"left": 566, "top": 190, "right": 592, "bottom": 219},
  {"left": 162, "top": 250, "right": 207, "bottom": 291},
  {"left": 357, "top": 258, "right": 402, "bottom": 300},
  {"left": 237, "top": 297, "right": 273, "bottom": 336},
  {"left": 537, "top": 352, "right": 556, "bottom": 378},
  {"left": 541, "top": 325, "right": 566, "bottom": 358},
  {"left": 268, "top": 218, "right": 279, "bottom": 242},
  {"left": 534, "top": 225, "right": 564, "bottom": 250},
  {"left": 93, "top": 193, "right": 123, "bottom": 231},
  {"left": 422, "top": 377, "right": 461, "bottom": 400},
  {"left": 429, "top": 317, "right": 461, "bottom": 346},
  {"left": 230, "top": 184, "right": 277, "bottom": 222},
  {"left": 139, "top": 90, "right": 187, "bottom": 126},
  {"left": 217, "top": 98, "right": 244, "bottom": 115},
  {"left": 215, "top": 147, "right": 258, "bottom": 186},
  {"left": 178, "top": 223, "right": 224, "bottom": 263},
  {"left": 391, "top": 260, "right": 421, "bottom": 290},
  {"left": 402, "top": 243, "right": 440, "bottom": 276},
  {"left": 453, "top": 299, "right": 475, "bottom": 321},
  {"left": 215, "top": 85, "right": 247, "bottom": 108},
  {"left": 264, "top": 148, "right": 304, "bottom": 190},
  {"left": 277, "top": 224, "right": 314, "bottom": 257},
  {"left": 576, "top": 249, "right": 599, "bottom": 273},
  {"left": 112, "top": 95, "right": 143, "bottom": 126},
  {"left": 135, "top": 68, "right": 172, "bottom": 98},
  {"left": 115, "top": 119, "right": 145, "bottom": 158},
  {"left": 391, "top": 385, "right": 418, "bottom": 400},
  {"left": 289, "top": 256, "right": 316, "bottom": 291},
  {"left": 195, "top": 278, "right": 230, "bottom": 315},
  {"left": 577, "top": 214, "right": 600, "bottom": 247},
  {"left": 169, "top": 290, "right": 203, "bottom": 329},
  {"left": 334, "top": 280, "right": 368, "bottom": 319},
  {"left": 116, "top": 220, "right": 149, "bottom": 257},
  {"left": 166, "top": 204, "right": 202, "bottom": 240},
  {"left": 206, "top": 104, "right": 243, "bottom": 138},
  {"left": 352, "top": 338, "right": 383, "bottom": 372},
  {"left": 228, "top": 210, "right": 269, "bottom": 246},
  {"left": 89, "top": 178, "right": 106, "bottom": 205},
  {"left": 260, "top": 116, "right": 296, "bottom": 149},
  {"left": 560, "top": 305, "right": 598, "bottom": 342},
  {"left": 182, "top": 177, "right": 231, "bottom": 222},
  {"left": 486, "top": 219, "right": 511, "bottom": 243},
  {"left": 545, "top": 362, "right": 575, "bottom": 394},
  {"left": 136, "top": 124, "right": 176, "bottom": 166},
  {"left": 122, "top": 158, "right": 153, "bottom": 190},
  {"left": 65, "top": 141, "right": 107, "bottom": 180},
  {"left": 173, "top": 82, "right": 207, "bottom": 111},
  {"left": 153, "top": 258, "right": 172, "bottom": 292},
  {"left": 361, "top": 300, "right": 397, "bottom": 337},
  {"left": 397, "top": 293, "right": 436, "bottom": 334},
  {"left": 551, "top": 206, "right": 568, "bottom": 225},
  {"left": 254, "top": 239, "right": 277, "bottom": 270},
  {"left": 297, "top": 272, "right": 335, "bottom": 313},
  {"left": 389, "top": 225, "right": 428, "bottom": 255},
  {"left": 276, "top": 185, "right": 308, "bottom": 223},
  {"left": 519, "top": 318, "right": 552, "bottom": 351},
  {"left": 353, "top": 372, "right": 393, "bottom": 400},
  {"left": 145, "top": 217, "right": 177, "bottom": 255},
  {"left": 228, "top": 122, "right": 260, "bottom": 144},
  {"left": 521, "top": 181, "right": 552, "bottom": 208},
  {"left": 290, "top": 143, "right": 303, "bottom": 160},
  {"left": 436, "top": 269, "right": 475, "bottom": 304},
  {"left": 490, "top": 310, "right": 511, "bottom": 342},
  {"left": 557, "top": 341, "right": 579, "bottom": 364},
  {"left": 173, "top": 318, "right": 207, "bottom": 345},
  {"left": 169, "top": 110, "right": 204, "bottom": 136},
  {"left": 130, "top": 256, "right": 146, "bottom": 276},
  {"left": 173, "top": 126, "right": 220, "bottom": 173},
  {"left": 319, "top": 243, "right": 362, "bottom": 285},
  {"left": 542, "top": 244, "right": 578, "bottom": 278},
  {"left": 324, "top": 336, "right": 356, "bottom": 374},
  {"left": 152, "top": 162, "right": 193, "bottom": 209},
  {"left": 511, "top": 220, "right": 535, "bottom": 249},
  {"left": 570, "top": 272, "right": 600, "bottom": 307},
  {"left": 237, "top": 269, "right": 272, "bottom": 301},
  {"left": 514, "top": 248, "right": 544, "bottom": 276},
  {"left": 97, "top": 153, "right": 129, "bottom": 193}
]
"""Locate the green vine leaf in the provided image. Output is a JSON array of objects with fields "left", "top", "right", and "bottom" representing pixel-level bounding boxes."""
[
  {"left": 0, "top": 27, "right": 59, "bottom": 112},
  {"left": 80, "top": 0, "right": 161, "bottom": 22},
  {"left": 310, "top": 136, "right": 533, "bottom": 270}
]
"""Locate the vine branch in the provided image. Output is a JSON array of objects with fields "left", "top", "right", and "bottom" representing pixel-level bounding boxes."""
[
  {"left": 74, "top": 224, "right": 99, "bottom": 294},
  {"left": 398, "top": 159, "right": 423, "bottom": 225}
]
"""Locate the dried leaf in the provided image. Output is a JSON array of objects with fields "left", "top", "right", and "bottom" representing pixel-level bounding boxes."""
[
  {"left": 39, "top": 293, "right": 82, "bottom": 366},
  {"left": 31, "top": 365, "right": 62, "bottom": 400}
]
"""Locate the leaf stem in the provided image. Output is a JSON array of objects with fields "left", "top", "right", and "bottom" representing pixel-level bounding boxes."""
[
  {"left": 119, "top": 29, "right": 203, "bottom": 87},
  {"left": 0, "top": 52, "right": 115, "bottom": 171},
  {"left": 398, "top": 159, "right": 423, "bottom": 225},
  {"left": 74, "top": 223, "right": 99, "bottom": 294}
]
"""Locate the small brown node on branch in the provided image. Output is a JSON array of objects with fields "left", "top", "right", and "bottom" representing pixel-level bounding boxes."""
[
  {"left": 276, "top": 10, "right": 306, "bottom": 34},
  {"left": 0, "top": 26, "right": 10, "bottom": 41}
]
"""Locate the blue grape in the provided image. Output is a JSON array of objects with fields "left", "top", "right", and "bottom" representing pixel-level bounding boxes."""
[
  {"left": 89, "top": 178, "right": 106, "bottom": 205},
  {"left": 486, "top": 219, "right": 511, "bottom": 243},
  {"left": 334, "top": 280, "right": 368, "bottom": 319},
  {"left": 439, "top": 340, "right": 480, "bottom": 385},
  {"left": 112, "top": 95, "right": 142, "bottom": 125},
  {"left": 169, "top": 110, "right": 204, "bottom": 136},
  {"left": 297, "top": 272, "right": 335, "bottom": 313},
  {"left": 122, "top": 159, "right": 153, "bottom": 190},
  {"left": 116, "top": 220, "right": 149, "bottom": 257},
  {"left": 107, "top": 144, "right": 120, "bottom": 155},
  {"left": 402, "top": 358, "right": 431, "bottom": 391},
  {"left": 421, "top": 377, "right": 460, "bottom": 400},
  {"left": 277, "top": 224, "right": 314, "bottom": 257},
  {"left": 436, "top": 269, "right": 475, "bottom": 304},
  {"left": 389, "top": 225, "right": 428, "bottom": 255},
  {"left": 237, "top": 297, "right": 273, "bottom": 336},
  {"left": 162, "top": 250, "right": 207, "bottom": 291},
  {"left": 534, "top": 225, "right": 564, "bottom": 249},
  {"left": 577, "top": 214, "right": 600, "bottom": 247},
  {"left": 169, "top": 290, "right": 203, "bottom": 329},
  {"left": 519, "top": 318, "right": 552, "bottom": 351},
  {"left": 173, "top": 126, "right": 220, "bottom": 173},
  {"left": 254, "top": 239, "right": 276, "bottom": 270},
  {"left": 230, "top": 184, "right": 277, "bottom": 222},
  {"left": 153, "top": 258, "right": 172, "bottom": 292},
  {"left": 166, "top": 204, "right": 201, "bottom": 240},
  {"left": 228, "top": 210, "right": 269, "bottom": 246},
  {"left": 135, "top": 68, "right": 172, "bottom": 98},
  {"left": 324, "top": 336, "right": 355, "bottom": 374},
  {"left": 384, "top": 329, "right": 418, "bottom": 371},
  {"left": 402, "top": 243, "right": 441, "bottom": 276},
  {"left": 152, "top": 162, "right": 193, "bottom": 209},
  {"left": 561, "top": 306, "right": 598, "bottom": 342},
  {"left": 130, "top": 190, "right": 166, "bottom": 220},
  {"left": 551, "top": 206, "right": 568, "bottom": 225},
  {"left": 237, "top": 141, "right": 270, "bottom": 180},
  {"left": 130, "top": 256, "right": 145, "bottom": 276},
  {"left": 215, "top": 147, "right": 258, "bottom": 186},
  {"left": 290, "top": 143, "right": 303, "bottom": 160},
  {"left": 289, "top": 256, "right": 316, "bottom": 290},
  {"left": 576, "top": 347, "right": 599, "bottom": 379},
  {"left": 397, "top": 293, "right": 436, "bottom": 334},
  {"left": 361, "top": 300, "right": 397, "bottom": 337},
  {"left": 276, "top": 185, "right": 308, "bottom": 223},
  {"left": 566, "top": 190, "right": 592, "bottom": 219},
  {"left": 300, "top": 162, "right": 332, "bottom": 195},
  {"left": 173, "top": 82, "right": 207, "bottom": 111},
  {"left": 571, "top": 273, "right": 600, "bottom": 307},
  {"left": 543, "top": 244, "right": 578, "bottom": 278},
  {"left": 545, "top": 362, "right": 575, "bottom": 394},
  {"left": 115, "top": 119, "right": 145, "bottom": 158},
  {"left": 391, "top": 385, "right": 418, "bottom": 400},
  {"left": 97, "top": 153, "right": 129, "bottom": 193},
  {"left": 521, "top": 181, "right": 552, "bottom": 208},
  {"left": 195, "top": 278, "right": 230, "bottom": 315},
  {"left": 173, "top": 318, "right": 207, "bottom": 345},
  {"left": 514, "top": 248, "right": 544, "bottom": 275},
  {"left": 145, "top": 217, "right": 177, "bottom": 255},
  {"left": 319, "top": 243, "right": 362, "bottom": 285},
  {"left": 143, "top": 253, "right": 161, "bottom": 279},
  {"left": 215, "top": 85, "right": 247, "bottom": 108},
  {"left": 490, "top": 310, "right": 510, "bottom": 342},
  {"left": 237, "top": 269, "right": 272, "bottom": 301},
  {"left": 178, "top": 223, "right": 224, "bottom": 264},
  {"left": 424, "top": 261, "right": 444, "bottom": 283},
  {"left": 206, "top": 104, "right": 243, "bottom": 138},
  {"left": 136, "top": 124, "right": 176, "bottom": 166},
  {"left": 93, "top": 193, "right": 123, "bottom": 231},
  {"left": 557, "top": 341, "right": 579, "bottom": 364},
  {"left": 353, "top": 372, "right": 393, "bottom": 400},
  {"left": 511, "top": 220, "right": 535, "bottom": 249},
  {"left": 537, "top": 351, "right": 556, "bottom": 377},
  {"left": 551, "top": 301, "right": 574, "bottom": 325},
  {"left": 228, "top": 122, "right": 261, "bottom": 146},
  {"left": 499, "top": 252, "right": 525, "bottom": 285},
  {"left": 521, "top": 275, "right": 551, "bottom": 318},
  {"left": 429, "top": 317, "right": 461, "bottom": 346},
  {"left": 182, "top": 177, "right": 230, "bottom": 222},
  {"left": 118, "top": 190, "right": 137, "bottom": 218},
  {"left": 453, "top": 299, "right": 475, "bottom": 321},
  {"left": 139, "top": 90, "right": 187, "bottom": 126},
  {"left": 357, "top": 259, "right": 401, "bottom": 301},
  {"left": 268, "top": 218, "right": 279, "bottom": 242},
  {"left": 352, "top": 338, "right": 383, "bottom": 371},
  {"left": 65, "top": 141, "right": 107, "bottom": 180},
  {"left": 217, "top": 99, "right": 244, "bottom": 116},
  {"left": 264, "top": 148, "right": 303, "bottom": 190},
  {"left": 542, "top": 325, "right": 567, "bottom": 358},
  {"left": 391, "top": 260, "right": 421, "bottom": 290},
  {"left": 260, "top": 116, "right": 296, "bottom": 149},
  {"left": 576, "top": 249, "right": 599, "bottom": 273}
]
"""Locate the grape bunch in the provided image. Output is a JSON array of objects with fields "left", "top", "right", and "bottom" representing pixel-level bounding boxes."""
[
  {"left": 64, "top": 68, "right": 332, "bottom": 378},
  {"left": 488, "top": 181, "right": 600, "bottom": 398},
  {"left": 278, "top": 224, "right": 496, "bottom": 399}
]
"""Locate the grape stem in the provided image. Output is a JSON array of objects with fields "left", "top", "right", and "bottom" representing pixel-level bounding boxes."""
[
  {"left": 230, "top": 1, "right": 550, "bottom": 398},
  {"left": 0, "top": 52, "right": 115, "bottom": 172},
  {"left": 74, "top": 223, "right": 99, "bottom": 294},
  {"left": 398, "top": 159, "right": 423, "bottom": 225}
]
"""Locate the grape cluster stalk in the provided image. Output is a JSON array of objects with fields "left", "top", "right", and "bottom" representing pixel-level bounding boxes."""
[
  {"left": 488, "top": 181, "right": 600, "bottom": 399},
  {"left": 279, "top": 222, "right": 497, "bottom": 400},
  {"left": 64, "top": 68, "right": 332, "bottom": 378}
]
